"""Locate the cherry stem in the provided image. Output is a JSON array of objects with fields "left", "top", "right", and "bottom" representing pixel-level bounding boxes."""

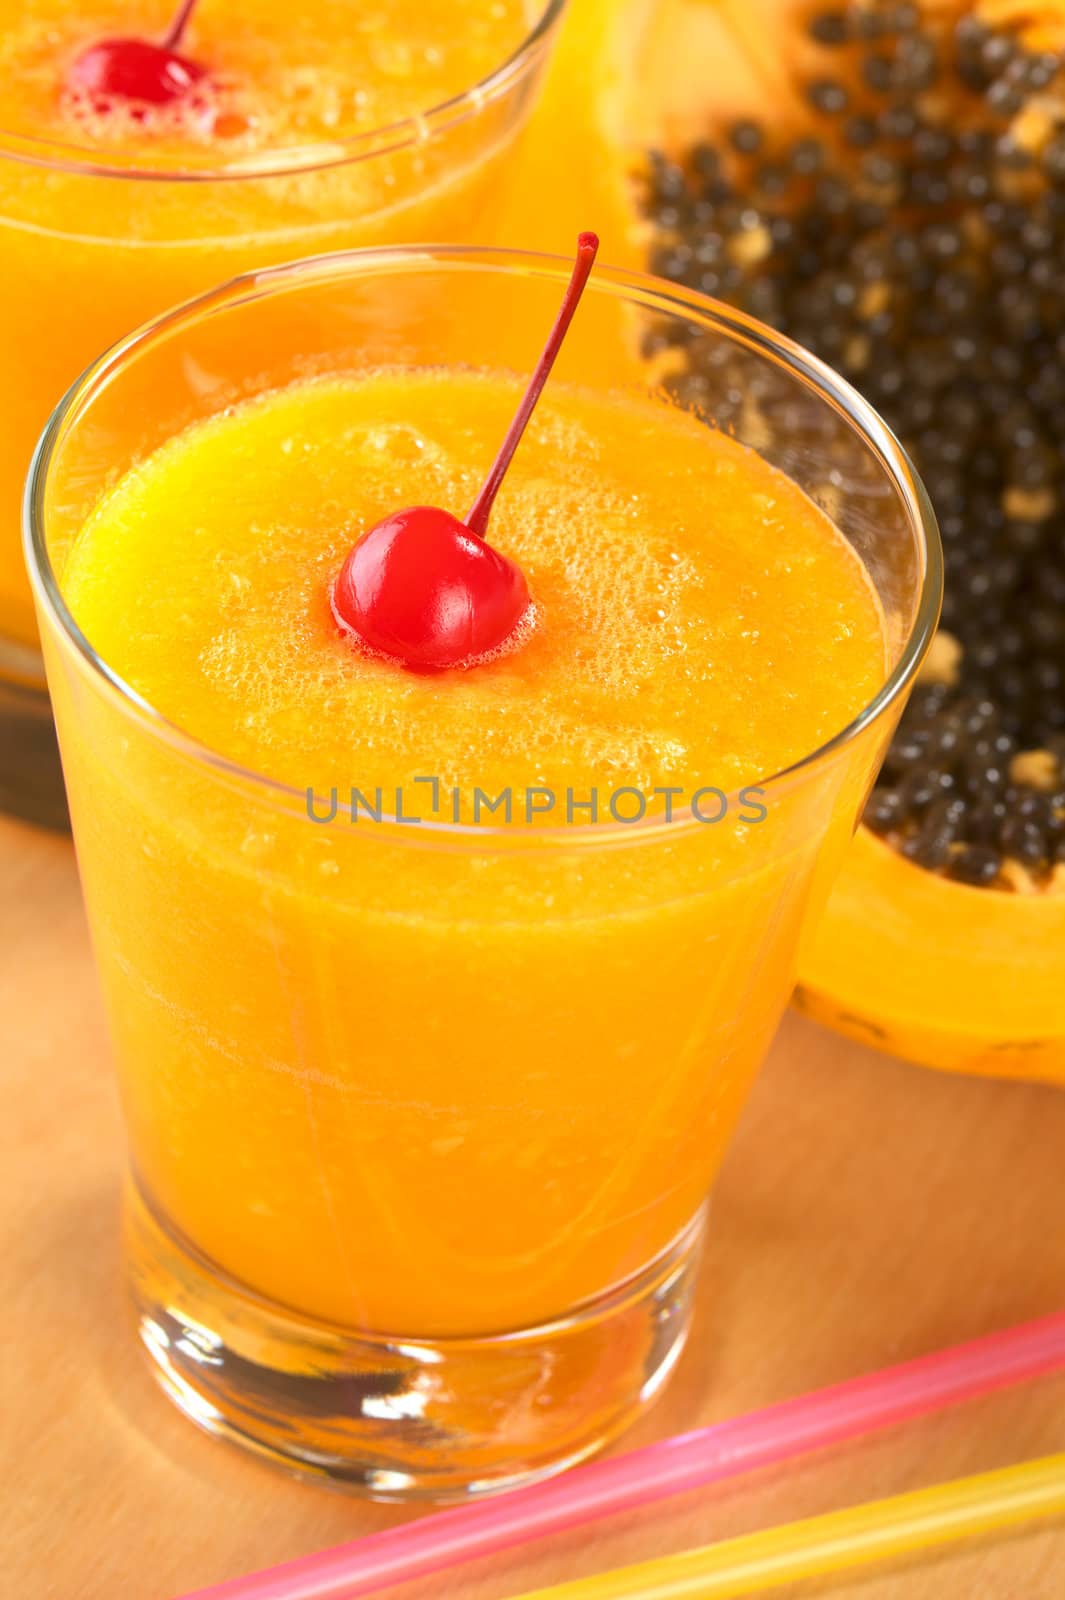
[
  {"left": 466, "top": 232, "right": 599, "bottom": 539},
  {"left": 162, "top": 0, "right": 200, "bottom": 50}
]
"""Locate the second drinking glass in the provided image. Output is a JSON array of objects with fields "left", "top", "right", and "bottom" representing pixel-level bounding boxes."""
[{"left": 0, "top": 0, "right": 565, "bottom": 823}]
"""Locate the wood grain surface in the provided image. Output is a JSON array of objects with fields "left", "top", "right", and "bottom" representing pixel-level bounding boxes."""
[{"left": 3, "top": 812, "right": 1064, "bottom": 1599}]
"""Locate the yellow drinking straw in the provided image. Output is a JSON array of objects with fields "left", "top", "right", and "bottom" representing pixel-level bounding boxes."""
[{"left": 509, "top": 1453, "right": 1065, "bottom": 1600}]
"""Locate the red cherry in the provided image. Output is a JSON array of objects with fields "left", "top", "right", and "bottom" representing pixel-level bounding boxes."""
[
  {"left": 332, "top": 507, "right": 532, "bottom": 671},
  {"left": 333, "top": 234, "right": 600, "bottom": 672},
  {"left": 67, "top": 0, "right": 205, "bottom": 106},
  {"left": 68, "top": 38, "right": 205, "bottom": 103}
]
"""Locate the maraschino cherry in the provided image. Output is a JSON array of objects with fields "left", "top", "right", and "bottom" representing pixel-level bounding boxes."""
[
  {"left": 67, "top": 0, "right": 206, "bottom": 106},
  {"left": 332, "top": 233, "right": 601, "bottom": 672}
]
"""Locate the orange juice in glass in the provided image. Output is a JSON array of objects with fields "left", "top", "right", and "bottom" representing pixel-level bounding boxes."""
[
  {"left": 0, "top": 0, "right": 563, "bottom": 826},
  {"left": 27, "top": 247, "right": 940, "bottom": 1496}
]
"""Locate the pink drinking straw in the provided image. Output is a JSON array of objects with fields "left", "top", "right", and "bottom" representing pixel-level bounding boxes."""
[{"left": 175, "top": 1308, "right": 1065, "bottom": 1600}]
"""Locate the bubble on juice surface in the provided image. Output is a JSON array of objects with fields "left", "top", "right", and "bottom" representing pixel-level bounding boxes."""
[{"left": 358, "top": 423, "right": 447, "bottom": 466}]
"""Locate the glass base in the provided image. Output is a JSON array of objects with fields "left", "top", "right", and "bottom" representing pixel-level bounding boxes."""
[
  {"left": 0, "top": 657, "right": 68, "bottom": 831},
  {"left": 126, "top": 1179, "right": 703, "bottom": 1500}
]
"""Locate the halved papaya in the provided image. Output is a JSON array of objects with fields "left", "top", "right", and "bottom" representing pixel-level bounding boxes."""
[
  {"left": 789, "top": 0, "right": 1065, "bottom": 1084},
  {"left": 514, "top": 0, "right": 1065, "bottom": 1085}
]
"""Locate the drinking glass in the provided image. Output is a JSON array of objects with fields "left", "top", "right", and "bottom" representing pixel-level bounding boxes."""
[{"left": 26, "top": 245, "right": 941, "bottom": 1497}]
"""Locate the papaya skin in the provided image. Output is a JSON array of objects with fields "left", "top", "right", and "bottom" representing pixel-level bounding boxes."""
[{"left": 796, "top": 829, "right": 1065, "bottom": 1085}]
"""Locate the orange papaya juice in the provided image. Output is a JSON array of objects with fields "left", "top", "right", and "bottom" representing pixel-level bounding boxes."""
[{"left": 54, "top": 365, "right": 887, "bottom": 1335}]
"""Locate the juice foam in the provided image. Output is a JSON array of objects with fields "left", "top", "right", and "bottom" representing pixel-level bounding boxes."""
[{"left": 64, "top": 368, "right": 886, "bottom": 807}]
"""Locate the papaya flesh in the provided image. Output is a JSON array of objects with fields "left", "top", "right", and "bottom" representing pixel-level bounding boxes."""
[{"left": 797, "top": 830, "right": 1065, "bottom": 1083}]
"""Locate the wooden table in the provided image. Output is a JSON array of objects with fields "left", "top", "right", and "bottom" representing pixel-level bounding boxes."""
[{"left": 5, "top": 811, "right": 1064, "bottom": 1599}]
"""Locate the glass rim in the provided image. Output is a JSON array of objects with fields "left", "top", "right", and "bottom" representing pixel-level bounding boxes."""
[
  {"left": 25, "top": 241, "right": 944, "bottom": 847},
  {"left": 0, "top": 0, "right": 566, "bottom": 182}
]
